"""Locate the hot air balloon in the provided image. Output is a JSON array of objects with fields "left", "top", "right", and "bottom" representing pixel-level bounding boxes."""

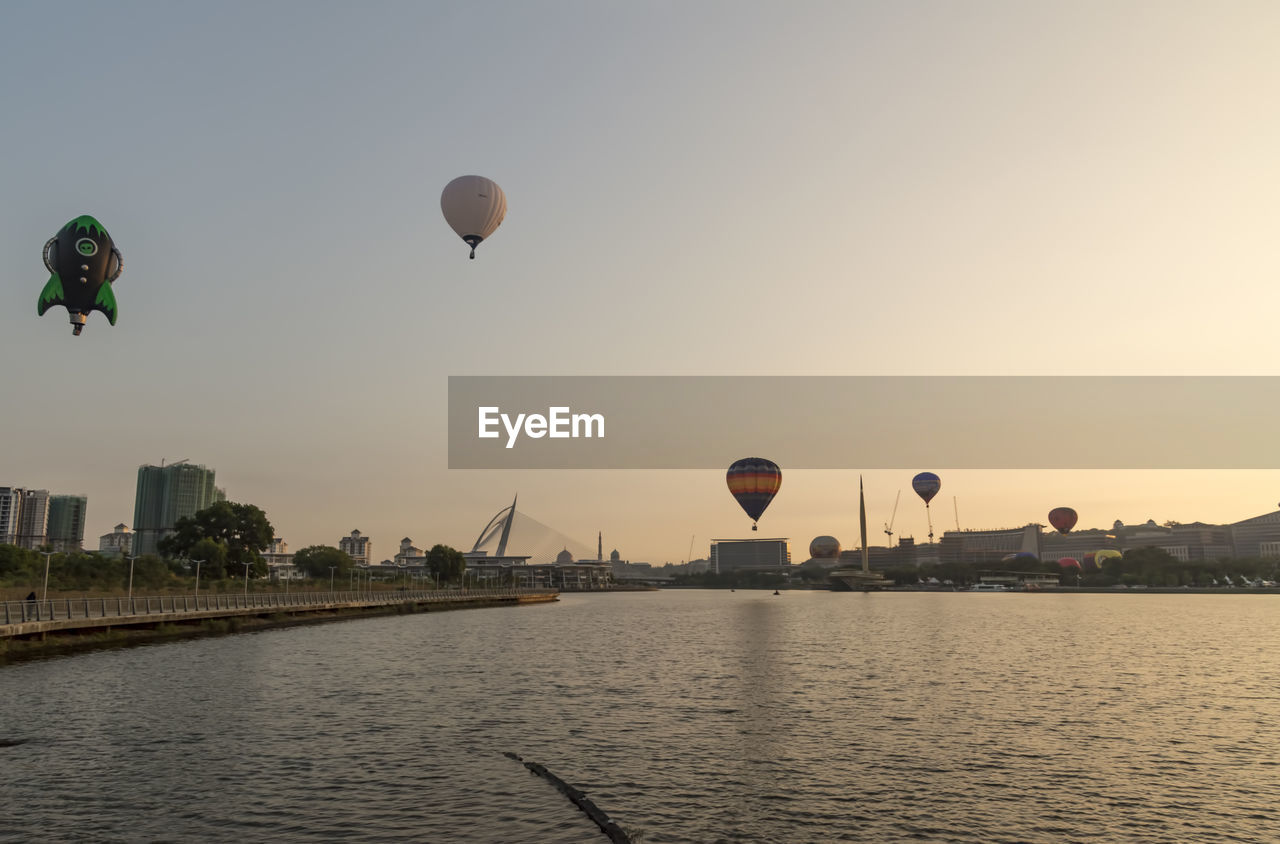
[
  {"left": 440, "top": 175, "right": 506, "bottom": 259},
  {"left": 1048, "top": 507, "right": 1078, "bottom": 534},
  {"left": 1002, "top": 551, "right": 1039, "bottom": 564},
  {"left": 1095, "top": 549, "right": 1122, "bottom": 569},
  {"left": 809, "top": 536, "right": 840, "bottom": 560},
  {"left": 1057, "top": 557, "right": 1081, "bottom": 570},
  {"left": 36, "top": 215, "right": 122, "bottom": 335},
  {"left": 1082, "top": 551, "right": 1098, "bottom": 572},
  {"left": 912, "top": 472, "right": 940, "bottom": 503},
  {"left": 726, "top": 458, "right": 781, "bottom": 531},
  {"left": 912, "top": 472, "right": 941, "bottom": 542}
]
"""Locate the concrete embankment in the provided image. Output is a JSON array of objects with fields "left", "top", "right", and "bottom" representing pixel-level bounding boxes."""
[{"left": 0, "top": 589, "right": 558, "bottom": 663}]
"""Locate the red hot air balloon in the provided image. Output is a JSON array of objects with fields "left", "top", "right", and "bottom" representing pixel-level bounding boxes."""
[
  {"left": 1058, "top": 557, "right": 1081, "bottom": 570},
  {"left": 1048, "top": 507, "right": 1078, "bottom": 534},
  {"left": 726, "top": 458, "right": 781, "bottom": 531}
]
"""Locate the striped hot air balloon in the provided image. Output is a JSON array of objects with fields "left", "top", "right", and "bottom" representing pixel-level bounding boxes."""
[
  {"left": 726, "top": 458, "right": 782, "bottom": 531},
  {"left": 911, "top": 472, "right": 941, "bottom": 504},
  {"left": 912, "top": 472, "right": 941, "bottom": 542}
]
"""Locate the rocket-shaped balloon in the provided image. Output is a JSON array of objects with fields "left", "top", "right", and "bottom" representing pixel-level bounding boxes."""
[{"left": 37, "top": 215, "right": 123, "bottom": 335}]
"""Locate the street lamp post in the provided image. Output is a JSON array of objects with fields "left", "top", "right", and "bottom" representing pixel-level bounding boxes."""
[
  {"left": 243, "top": 561, "right": 251, "bottom": 597},
  {"left": 329, "top": 566, "right": 336, "bottom": 594},
  {"left": 39, "top": 550, "right": 55, "bottom": 602},
  {"left": 191, "top": 559, "right": 204, "bottom": 598},
  {"left": 125, "top": 555, "right": 139, "bottom": 610}
]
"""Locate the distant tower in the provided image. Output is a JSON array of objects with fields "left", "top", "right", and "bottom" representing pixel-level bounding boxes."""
[
  {"left": 47, "top": 495, "right": 88, "bottom": 553},
  {"left": 598, "top": 531, "right": 602, "bottom": 561},
  {"left": 132, "top": 461, "right": 220, "bottom": 555}
]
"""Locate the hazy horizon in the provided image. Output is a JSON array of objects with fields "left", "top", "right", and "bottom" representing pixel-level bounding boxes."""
[{"left": 4, "top": 1, "right": 1279, "bottom": 562}]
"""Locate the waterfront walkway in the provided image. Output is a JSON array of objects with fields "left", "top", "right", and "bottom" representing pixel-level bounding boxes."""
[{"left": 0, "top": 588, "right": 558, "bottom": 640}]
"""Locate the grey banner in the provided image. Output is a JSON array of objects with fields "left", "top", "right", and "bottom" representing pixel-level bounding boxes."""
[{"left": 447, "top": 376, "right": 1279, "bottom": 469}]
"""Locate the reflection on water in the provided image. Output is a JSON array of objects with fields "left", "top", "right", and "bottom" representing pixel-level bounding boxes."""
[{"left": 2, "top": 591, "right": 1278, "bottom": 842}]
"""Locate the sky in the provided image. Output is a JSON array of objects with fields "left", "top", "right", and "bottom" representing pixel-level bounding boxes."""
[{"left": 3, "top": 1, "right": 1280, "bottom": 563}]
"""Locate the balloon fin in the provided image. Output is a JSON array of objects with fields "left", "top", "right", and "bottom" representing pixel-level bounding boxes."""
[
  {"left": 37, "top": 273, "right": 64, "bottom": 315},
  {"left": 93, "top": 282, "right": 118, "bottom": 325}
]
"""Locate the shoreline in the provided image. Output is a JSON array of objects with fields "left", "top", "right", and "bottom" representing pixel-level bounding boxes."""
[{"left": 0, "top": 592, "right": 557, "bottom": 665}]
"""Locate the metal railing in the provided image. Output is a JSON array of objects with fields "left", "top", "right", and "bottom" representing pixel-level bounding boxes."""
[{"left": 1, "top": 588, "right": 557, "bottom": 627}]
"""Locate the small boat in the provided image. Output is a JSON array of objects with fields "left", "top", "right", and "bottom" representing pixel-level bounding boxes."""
[{"left": 773, "top": 590, "right": 780, "bottom": 595}]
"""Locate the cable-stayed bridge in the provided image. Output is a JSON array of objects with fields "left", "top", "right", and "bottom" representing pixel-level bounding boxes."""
[{"left": 471, "top": 495, "right": 598, "bottom": 564}]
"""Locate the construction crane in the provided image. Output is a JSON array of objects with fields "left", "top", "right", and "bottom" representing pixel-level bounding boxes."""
[
  {"left": 953, "top": 496, "right": 961, "bottom": 531},
  {"left": 687, "top": 534, "right": 696, "bottom": 565},
  {"left": 883, "top": 490, "right": 901, "bottom": 547}
]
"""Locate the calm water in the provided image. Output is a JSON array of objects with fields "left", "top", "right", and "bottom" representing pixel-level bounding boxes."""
[{"left": 2, "top": 590, "right": 1278, "bottom": 843}]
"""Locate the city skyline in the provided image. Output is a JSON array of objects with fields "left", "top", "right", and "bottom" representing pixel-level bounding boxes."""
[
  {"left": 6, "top": 466, "right": 1280, "bottom": 566},
  {"left": 3, "top": 2, "right": 1279, "bottom": 562}
]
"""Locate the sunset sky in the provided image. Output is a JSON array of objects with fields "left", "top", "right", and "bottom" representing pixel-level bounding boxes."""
[{"left": 3, "top": 2, "right": 1279, "bottom": 563}]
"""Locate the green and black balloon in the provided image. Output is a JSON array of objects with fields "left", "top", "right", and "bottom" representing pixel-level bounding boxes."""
[{"left": 37, "top": 215, "right": 122, "bottom": 335}]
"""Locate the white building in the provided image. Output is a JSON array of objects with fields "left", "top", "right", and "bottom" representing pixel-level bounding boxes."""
[
  {"left": 263, "top": 538, "right": 300, "bottom": 580},
  {"left": 395, "top": 537, "right": 424, "bottom": 566},
  {"left": 0, "top": 487, "right": 23, "bottom": 545},
  {"left": 98, "top": 523, "right": 134, "bottom": 557},
  {"left": 16, "top": 489, "right": 50, "bottom": 550},
  {"left": 340, "top": 529, "right": 374, "bottom": 566}
]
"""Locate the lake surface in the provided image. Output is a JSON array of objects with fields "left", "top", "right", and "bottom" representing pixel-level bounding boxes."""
[{"left": 2, "top": 590, "right": 1278, "bottom": 842}]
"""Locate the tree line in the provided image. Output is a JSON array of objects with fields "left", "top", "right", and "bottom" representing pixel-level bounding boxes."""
[
  {"left": 669, "top": 546, "right": 1280, "bottom": 589},
  {"left": 1, "top": 499, "right": 469, "bottom": 594}
]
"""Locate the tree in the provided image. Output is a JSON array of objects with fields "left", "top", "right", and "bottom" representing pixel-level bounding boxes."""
[
  {"left": 1120, "top": 546, "right": 1178, "bottom": 585},
  {"left": 292, "top": 545, "right": 355, "bottom": 580},
  {"left": 0, "top": 544, "right": 34, "bottom": 580},
  {"left": 188, "top": 537, "right": 229, "bottom": 580},
  {"left": 158, "top": 500, "right": 274, "bottom": 578},
  {"left": 426, "top": 544, "right": 466, "bottom": 584}
]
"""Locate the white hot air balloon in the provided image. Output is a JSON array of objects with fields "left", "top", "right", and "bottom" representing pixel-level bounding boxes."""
[{"left": 440, "top": 175, "right": 506, "bottom": 259}]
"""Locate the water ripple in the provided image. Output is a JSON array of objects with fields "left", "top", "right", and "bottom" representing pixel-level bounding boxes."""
[{"left": 2, "top": 592, "right": 1279, "bottom": 841}]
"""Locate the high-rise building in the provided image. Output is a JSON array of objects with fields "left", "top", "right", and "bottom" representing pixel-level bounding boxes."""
[
  {"left": 340, "top": 530, "right": 373, "bottom": 566},
  {"left": 0, "top": 487, "right": 23, "bottom": 545},
  {"left": 16, "top": 489, "right": 51, "bottom": 550},
  {"left": 47, "top": 495, "right": 88, "bottom": 553},
  {"left": 132, "top": 461, "right": 223, "bottom": 556}
]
